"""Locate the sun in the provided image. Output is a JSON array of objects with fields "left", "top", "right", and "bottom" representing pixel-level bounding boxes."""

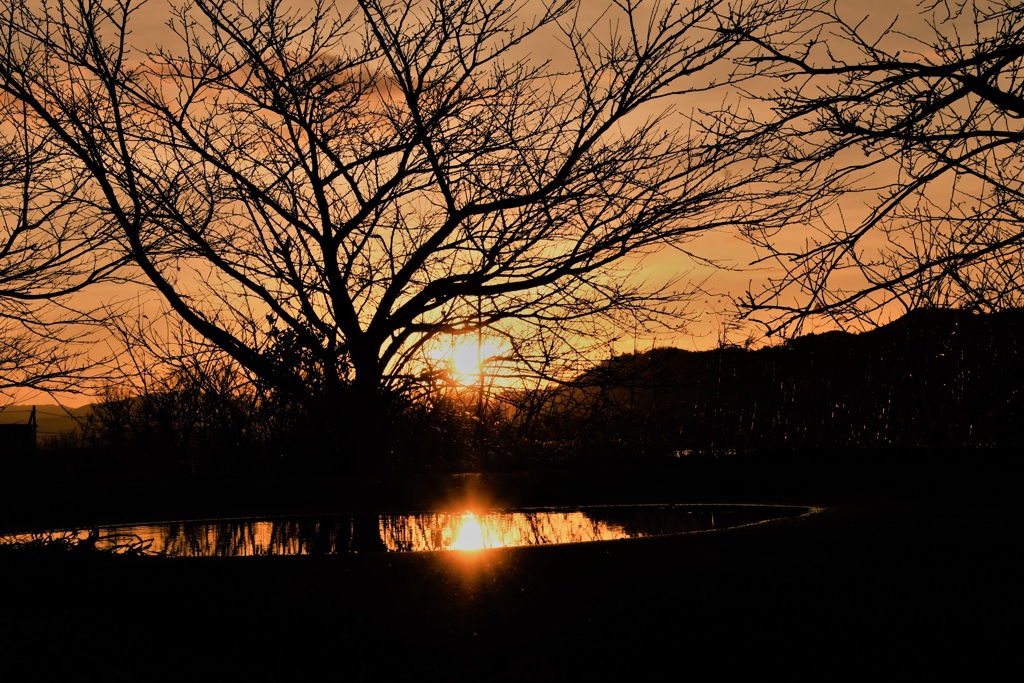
[{"left": 435, "top": 335, "right": 509, "bottom": 386}]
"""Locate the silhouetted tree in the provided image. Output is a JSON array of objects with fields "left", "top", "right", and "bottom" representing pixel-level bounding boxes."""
[
  {"left": 736, "top": 0, "right": 1024, "bottom": 331},
  {"left": 80, "top": 350, "right": 281, "bottom": 476},
  {"left": 0, "top": 99, "right": 123, "bottom": 402},
  {"left": 0, "top": 0, "right": 810, "bottom": 459}
]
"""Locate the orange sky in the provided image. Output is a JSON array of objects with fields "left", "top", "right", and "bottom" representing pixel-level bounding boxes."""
[{"left": 3, "top": 0, "right": 929, "bottom": 409}]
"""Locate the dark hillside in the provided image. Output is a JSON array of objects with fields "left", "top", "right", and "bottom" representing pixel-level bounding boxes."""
[{"left": 523, "top": 308, "right": 1024, "bottom": 461}]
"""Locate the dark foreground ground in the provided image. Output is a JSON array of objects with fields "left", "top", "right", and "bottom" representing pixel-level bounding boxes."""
[{"left": 1, "top": 453, "right": 1022, "bottom": 681}]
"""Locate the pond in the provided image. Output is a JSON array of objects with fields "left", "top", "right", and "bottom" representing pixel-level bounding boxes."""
[{"left": 4, "top": 504, "right": 816, "bottom": 557}]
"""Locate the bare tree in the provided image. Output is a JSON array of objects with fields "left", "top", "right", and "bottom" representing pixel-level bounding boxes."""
[
  {"left": 0, "top": 0, "right": 806, "bottom": 445},
  {"left": 735, "top": 0, "right": 1024, "bottom": 332},
  {"left": 0, "top": 99, "right": 123, "bottom": 402}
]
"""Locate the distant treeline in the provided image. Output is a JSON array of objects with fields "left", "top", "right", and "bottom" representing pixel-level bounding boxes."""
[
  {"left": 6, "top": 307, "right": 1021, "bottom": 477},
  {"left": 522, "top": 308, "right": 1024, "bottom": 461}
]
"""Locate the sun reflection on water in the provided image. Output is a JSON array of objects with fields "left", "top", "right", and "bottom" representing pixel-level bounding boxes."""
[
  {"left": 378, "top": 509, "right": 639, "bottom": 552},
  {"left": 450, "top": 512, "right": 487, "bottom": 551},
  {"left": 1, "top": 505, "right": 814, "bottom": 557}
]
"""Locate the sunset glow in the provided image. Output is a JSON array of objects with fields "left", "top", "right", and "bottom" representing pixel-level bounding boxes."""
[{"left": 433, "top": 336, "right": 510, "bottom": 386}]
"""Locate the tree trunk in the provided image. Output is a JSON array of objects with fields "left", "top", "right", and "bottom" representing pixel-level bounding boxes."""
[{"left": 345, "top": 347, "right": 390, "bottom": 471}]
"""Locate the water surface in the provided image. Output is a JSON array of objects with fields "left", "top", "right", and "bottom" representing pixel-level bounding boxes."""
[{"left": 6, "top": 504, "right": 814, "bottom": 557}]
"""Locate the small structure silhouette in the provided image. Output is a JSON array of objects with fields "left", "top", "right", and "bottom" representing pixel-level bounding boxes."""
[{"left": 0, "top": 406, "right": 37, "bottom": 457}]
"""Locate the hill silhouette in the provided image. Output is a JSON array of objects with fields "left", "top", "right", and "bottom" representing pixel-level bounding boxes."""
[{"left": 523, "top": 307, "right": 1024, "bottom": 461}]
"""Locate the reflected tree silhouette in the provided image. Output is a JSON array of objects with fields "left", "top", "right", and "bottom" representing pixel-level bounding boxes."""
[{"left": 24, "top": 505, "right": 804, "bottom": 556}]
